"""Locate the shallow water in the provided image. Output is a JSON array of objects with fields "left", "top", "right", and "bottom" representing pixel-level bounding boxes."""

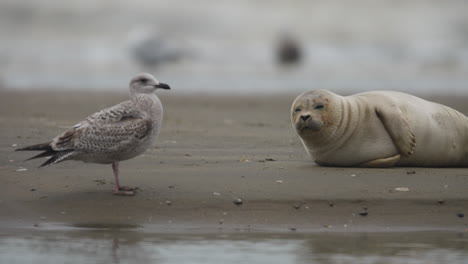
[{"left": 1, "top": 228, "right": 467, "bottom": 264}]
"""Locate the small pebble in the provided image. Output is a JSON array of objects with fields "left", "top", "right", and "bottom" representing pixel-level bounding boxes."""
[
  {"left": 213, "top": 192, "right": 221, "bottom": 196},
  {"left": 457, "top": 213, "right": 465, "bottom": 218},
  {"left": 406, "top": 170, "right": 416, "bottom": 174},
  {"left": 165, "top": 200, "right": 172, "bottom": 206},
  {"left": 394, "top": 187, "right": 410, "bottom": 192},
  {"left": 437, "top": 200, "right": 445, "bottom": 205},
  {"left": 275, "top": 180, "right": 283, "bottom": 184},
  {"left": 233, "top": 198, "right": 243, "bottom": 206},
  {"left": 265, "top": 158, "right": 276, "bottom": 161},
  {"left": 358, "top": 208, "right": 368, "bottom": 216},
  {"left": 93, "top": 179, "right": 106, "bottom": 185},
  {"left": 329, "top": 202, "right": 334, "bottom": 207},
  {"left": 12, "top": 144, "right": 18, "bottom": 147},
  {"left": 30, "top": 188, "right": 37, "bottom": 192},
  {"left": 292, "top": 203, "right": 302, "bottom": 210},
  {"left": 289, "top": 227, "right": 297, "bottom": 232},
  {"left": 168, "top": 185, "right": 175, "bottom": 189},
  {"left": 350, "top": 174, "right": 356, "bottom": 177},
  {"left": 16, "top": 167, "right": 28, "bottom": 172}
]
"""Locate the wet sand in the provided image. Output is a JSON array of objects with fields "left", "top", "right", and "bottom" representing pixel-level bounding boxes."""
[{"left": 0, "top": 91, "right": 467, "bottom": 233}]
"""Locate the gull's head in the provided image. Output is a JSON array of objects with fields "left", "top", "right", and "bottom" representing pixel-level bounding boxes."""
[{"left": 129, "top": 73, "right": 170, "bottom": 94}]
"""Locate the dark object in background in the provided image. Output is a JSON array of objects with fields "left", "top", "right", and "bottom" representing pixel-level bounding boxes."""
[
  {"left": 277, "top": 33, "right": 302, "bottom": 65},
  {"left": 131, "top": 33, "right": 183, "bottom": 68}
]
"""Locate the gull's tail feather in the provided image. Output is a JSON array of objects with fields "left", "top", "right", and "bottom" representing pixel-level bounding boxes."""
[
  {"left": 15, "top": 142, "right": 52, "bottom": 152},
  {"left": 39, "top": 151, "right": 74, "bottom": 168},
  {"left": 26, "top": 151, "right": 55, "bottom": 161},
  {"left": 16, "top": 142, "right": 74, "bottom": 168},
  {"left": 16, "top": 142, "right": 55, "bottom": 162}
]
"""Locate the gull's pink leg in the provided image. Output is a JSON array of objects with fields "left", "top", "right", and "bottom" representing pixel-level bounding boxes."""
[
  {"left": 112, "top": 162, "right": 135, "bottom": 196},
  {"left": 112, "top": 162, "right": 121, "bottom": 191}
]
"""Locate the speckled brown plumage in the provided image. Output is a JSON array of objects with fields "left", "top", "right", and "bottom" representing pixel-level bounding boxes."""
[
  {"left": 52, "top": 101, "right": 154, "bottom": 157},
  {"left": 16, "top": 73, "right": 170, "bottom": 195}
]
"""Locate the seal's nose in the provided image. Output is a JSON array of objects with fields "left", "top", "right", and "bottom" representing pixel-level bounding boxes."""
[{"left": 300, "top": 115, "right": 311, "bottom": 121}]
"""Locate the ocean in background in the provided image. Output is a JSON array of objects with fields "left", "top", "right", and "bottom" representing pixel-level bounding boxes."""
[{"left": 0, "top": 0, "right": 467, "bottom": 94}]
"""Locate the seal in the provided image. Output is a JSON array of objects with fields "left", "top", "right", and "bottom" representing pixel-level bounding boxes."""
[{"left": 291, "top": 89, "right": 468, "bottom": 167}]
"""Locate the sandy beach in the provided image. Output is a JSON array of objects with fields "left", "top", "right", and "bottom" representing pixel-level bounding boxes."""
[{"left": 0, "top": 90, "right": 467, "bottom": 233}]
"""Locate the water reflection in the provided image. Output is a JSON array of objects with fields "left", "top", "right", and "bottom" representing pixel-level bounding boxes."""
[
  {"left": 72, "top": 223, "right": 141, "bottom": 230},
  {"left": 0, "top": 230, "right": 467, "bottom": 264}
]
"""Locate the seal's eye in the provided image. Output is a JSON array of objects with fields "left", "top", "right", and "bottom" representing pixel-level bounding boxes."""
[
  {"left": 295, "top": 108, "right": 301, "bottom": 112},
  {"left": 314, "top": 104, "right": 324, "bottom": 110}
]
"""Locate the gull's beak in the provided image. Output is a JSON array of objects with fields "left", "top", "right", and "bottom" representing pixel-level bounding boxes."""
[{"left": 155, "top": 83, "right": 171, "bottom": 90}]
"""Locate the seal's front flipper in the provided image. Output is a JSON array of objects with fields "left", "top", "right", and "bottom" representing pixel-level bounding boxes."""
[
  {"left": 375, "top": 106, "right": 416, "bottom": 157},
  {"left": 360, "top": 154, "right": 401, "bottom": 167}
]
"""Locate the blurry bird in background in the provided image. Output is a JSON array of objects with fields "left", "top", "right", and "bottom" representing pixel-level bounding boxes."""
[
  {"left": 128, "top": 27, "right": 185, "bottom": 68},
  {"left": 276, "top": 32, "right": 302, "bottom": 66}
]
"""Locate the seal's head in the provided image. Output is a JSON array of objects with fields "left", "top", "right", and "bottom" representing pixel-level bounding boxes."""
[{"left": 291, "top": 89, "right": 341, "bottom": 137}]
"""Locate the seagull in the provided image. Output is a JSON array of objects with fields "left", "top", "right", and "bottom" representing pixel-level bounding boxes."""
[{"left": 16, "top": 73, "right": 170, "bottom": 196}]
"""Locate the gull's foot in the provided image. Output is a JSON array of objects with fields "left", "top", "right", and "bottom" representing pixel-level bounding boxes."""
[
  {"left": 119, "top": 186, "right": 138, "bottom": 192},
  {"left": 113, "top": 189, "right": 136, "bottom": 196}
]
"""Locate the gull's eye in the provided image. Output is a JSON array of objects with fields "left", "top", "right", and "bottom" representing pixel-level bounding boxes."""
[
  {"left": 314, "top": 104, "right": 324, "bottom": 110},
  {"left": 140, "top": 78, "right": 148, "bottom": 84},
  {"left": 295, "top": 108, "right": 301, "bottom": 112}
]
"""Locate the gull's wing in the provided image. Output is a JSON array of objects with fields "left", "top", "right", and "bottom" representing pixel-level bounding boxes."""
[
  {"left": 16, "top": 101, "right": 155, "bottom": 167},
  {"left": 51, "top": 100, "right": 153, "bottom": 153}
]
